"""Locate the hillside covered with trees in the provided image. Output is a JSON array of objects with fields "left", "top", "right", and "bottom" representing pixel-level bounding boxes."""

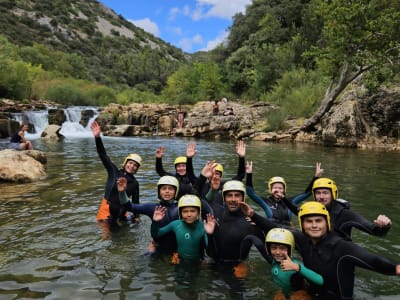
[{"left": 0, "top": 0, "right": 399, "bottom": 131}]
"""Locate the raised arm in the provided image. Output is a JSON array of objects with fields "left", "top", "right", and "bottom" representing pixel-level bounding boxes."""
[
  {"left": 186, "top": 142, "right": 199, "bottom": 183},
  {"left": 155, "top": 146, "right": 172, "bottom": 176},
  {"left": 245, "top": 161, "right": 273, "bottom": 218},
  {"left": 232, "top": 140, "right": 246, "bottom": 181}
]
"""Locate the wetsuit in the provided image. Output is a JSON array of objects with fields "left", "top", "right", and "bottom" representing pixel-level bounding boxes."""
[
  {"left": 270, "top": 257, "right": 323, "bottom": 296},
  {"left": 119, "top": 191, "right": 213, "bottom": 255},
  {"left": 250, "top": 212, "right": 399, "bottom": 300},
  {"left": 246, "top": 173, "right": 316, "bottom": 227},
  {"left": 205, "top": 189, "right": 264, "bottom": 263},
  {"left": 95, "top": 136, "right": 139, "bottom": 223},
  {"left": 327, "top": 200, "right": 391, "bottom": 238},
  {"left": 156, "top": 156, "right": 198, "bottom": 199},
  {"left": 151, "top": 219, "right": 207, "bottom": 262},
  {"left": 282, "top": 198, "right": 391, "bottom": 239}
]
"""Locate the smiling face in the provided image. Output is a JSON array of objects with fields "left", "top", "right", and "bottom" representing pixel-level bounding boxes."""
[
  {"left": 224, "top": 191, "right": 244, "bottom": 212},
  {"left": 269, "top": 243, "right": 290, "bottom": 262},
  {"left": 270, "top": 182, "right": 285, "bottom": 200},
  {"left": 180, "top": 206, "right": 199, "bottom": 224},
  {"left": 124, "top": 160, "right": 140, "bottom": 174},
  {"left": 302, "top": 215, "right": 328, "bottom": 242},
  {"left": 175, "top": 163, "right": 186, "bottom": 176},
  {"left": 314, "top": 188, "right": 333, "bottom": 206},
  {"left": 159, "top": 185, "right": 176, "bottom": 201}
]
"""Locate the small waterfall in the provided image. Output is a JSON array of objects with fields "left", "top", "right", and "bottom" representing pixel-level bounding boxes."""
[
  {"left": 11, "top": 107, "right": 99, "bottom": 139},
  {"left": 59, "top": 107, "right": 98, "bottom": 138}
]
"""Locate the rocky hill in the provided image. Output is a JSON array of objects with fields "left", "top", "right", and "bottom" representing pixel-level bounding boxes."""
[{"left": 0, "top": 0, "right": 187, "bottom": 87}]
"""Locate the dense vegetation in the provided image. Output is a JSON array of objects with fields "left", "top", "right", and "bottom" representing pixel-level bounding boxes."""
[{"left": 1, "top": 0, "right": 399, "bottom": 130}]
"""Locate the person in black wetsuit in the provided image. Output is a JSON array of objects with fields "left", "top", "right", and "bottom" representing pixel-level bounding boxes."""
[
  {"left": 246, "top": 161, "right": 323, "bottom": 228},
  {"left": 283, "top": 177, "right": 392, "bottom": 239},
  {"left": 155, "top": 141, "right": 199, "bottom": 199},
  {"left": 205, "top": 180, "right": 265, "bottom": 267},
  {"left": 91, "top": 120, "right": 141, "bottom": 225},
  {"left": 242, "top": 201, "right": 400, "bottom": 300}
]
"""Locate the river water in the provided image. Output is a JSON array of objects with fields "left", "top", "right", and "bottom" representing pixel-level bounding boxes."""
[{"left": 0, "top": 136, "right": 399, "bottom": 299}]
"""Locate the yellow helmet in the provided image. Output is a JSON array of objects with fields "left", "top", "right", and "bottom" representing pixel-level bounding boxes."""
[
  {"left": 298, "top": 201, "right": 331, "bottom": 232},
  {"left": 215, "top": 163, "right": 224, "bottom": 174},
  {"left": 222, "top": 180, "right": 246, "bottom": 201},
  {"left": 268, "top": 176, "right": 286, "bottom": 194},
  {"left": 265, "top": 228, "right": 295, "bottom": 257},
  {"left": 157, "top": 176, "right": 179, "bottom": 199},
  {"left": 178, "top": 194, "right": 201, "bottom": 218},
  {"left": 174, "top": 156, "right": 187, "bottom": 165},
  {"left": 312, "top": 178, "right": 338, "bottom": 200},
  {"left": 123, "top": 153, "right": 142, "bottom": 167}
]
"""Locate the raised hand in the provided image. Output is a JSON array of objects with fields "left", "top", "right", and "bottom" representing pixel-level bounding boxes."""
[
  {"left": 153, "top": 205, "right": 167, "bottom": 222},
  {"left": 90, "top": 120, "right": 101, "bottom": 137},
  {"left": 236, "top": 140, "right": 246, "bottom": 157},
  {"left": 203, "top": 214, "right": 217, "bottom": 234},
  {"left": 201, "top": 160, "right": 217, "bottom": 178},
  {"left": 246, "top": 161, "right": 253, "bottom": 174},
  {"left": 280, "top": 252, "right": 300, "bottom": 272},
  {"left": 155, "top": 146, "right": 164, "bottom": 158},
  {"left": 186, "top": 141, "right": 196, "bottom": 158},
  {"left": 374, "top": 214, "right": 392, "bottom": 227},
  {"left": 239, "top": 202, "right": 254, "bottom": 217},
  {"left": 116, "top": 177, "right": 127, "bottom": 192},
  {"left": 315, "top": 162, "right": 324, "bottom": 177}
]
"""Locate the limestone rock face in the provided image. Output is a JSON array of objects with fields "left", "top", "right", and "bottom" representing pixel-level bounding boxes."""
[{"left": 0, "top": 149, "right": 47, "bottom": 183}]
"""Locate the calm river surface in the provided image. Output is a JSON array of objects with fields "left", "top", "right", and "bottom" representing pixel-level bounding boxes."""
[{"left": 0, "top": 136, "right": 399, "bottom": 300}]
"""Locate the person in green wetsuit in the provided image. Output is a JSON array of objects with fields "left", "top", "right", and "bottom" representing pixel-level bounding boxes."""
[
  {"left": 151, "top": 194, "right": 216, "bottom": 263},
  {"left": 265, "top": 228, "right": 323, "bottom": 300}
]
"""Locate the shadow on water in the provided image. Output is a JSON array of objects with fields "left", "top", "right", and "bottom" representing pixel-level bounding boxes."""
[{"left": 0, "top": 136, "right": 399, "bottom": 299}]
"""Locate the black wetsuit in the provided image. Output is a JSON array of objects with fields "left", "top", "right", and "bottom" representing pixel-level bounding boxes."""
[
  {"left": 250, "top": 212, "right": 398, "bottom": 300},
  {"left": 95, "top": 136, "right": 139, "bottom": 223},
  {"left": 283, "top": 198, "right": 391, "bottom": 238},
  {"left": 246, "top": 173, "right": 317, "bottom": 227},
  {"left": 206, "top": 192, "right": 265, "bottom": 263},
  {"left": 156, "top": 157, "right": 198, "bottom": 199}
]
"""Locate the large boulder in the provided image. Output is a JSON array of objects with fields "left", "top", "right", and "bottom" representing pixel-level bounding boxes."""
[
  {"left": 0, "top": 149, "right": 47, "bottom": 183},
  {"left": 41, "top": 125, "right": 64, "bottom": 141}
]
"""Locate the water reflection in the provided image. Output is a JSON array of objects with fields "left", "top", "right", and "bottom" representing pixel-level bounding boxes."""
[{"left": 0, "top": 136, "right": 399, "bottom": 299}]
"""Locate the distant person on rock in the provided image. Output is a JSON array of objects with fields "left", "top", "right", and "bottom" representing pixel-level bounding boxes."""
[{"left": 9, "top": 123, "right": 33, "bottom": 150}]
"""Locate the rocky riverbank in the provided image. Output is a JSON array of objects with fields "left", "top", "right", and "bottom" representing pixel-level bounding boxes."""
[{"left": 1, "top": 84, "right": 400, "bottom": 151}]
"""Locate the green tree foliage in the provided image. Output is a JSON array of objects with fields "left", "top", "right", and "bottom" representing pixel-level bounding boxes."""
[{"left": 162, "top": 62, "right": 226, "bottom": 104}]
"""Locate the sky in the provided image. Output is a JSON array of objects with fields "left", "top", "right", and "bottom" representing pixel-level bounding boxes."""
[{"left": 98, "top": 0, "right": 252, "bottom": 53}]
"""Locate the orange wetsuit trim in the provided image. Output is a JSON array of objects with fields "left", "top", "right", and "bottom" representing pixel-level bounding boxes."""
[{"left": 97, "top": 198, "right": 110, "bottom": 221}]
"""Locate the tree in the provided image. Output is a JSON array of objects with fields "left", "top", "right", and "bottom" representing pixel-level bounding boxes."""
[{"left": 300, "top": 0, "right": 400, "bottom": 132}]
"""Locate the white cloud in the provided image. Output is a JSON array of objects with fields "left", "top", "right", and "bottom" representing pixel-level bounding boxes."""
[
  {"left": 193, "top": 0, "right": 252, "bottom": 20},
  {"left": 178, "top": 34, "right": 204, "bottom": 52},
  {"left": 202, "top": 30, "right": 229, "bottom": 51},
  {"left": 130, "top": 18, "right": 160, "bottom": 37}
]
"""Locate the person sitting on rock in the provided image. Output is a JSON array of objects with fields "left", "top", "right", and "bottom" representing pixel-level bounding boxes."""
[{"left": 9, "top": 123, "right": 33, "bottom": 150}]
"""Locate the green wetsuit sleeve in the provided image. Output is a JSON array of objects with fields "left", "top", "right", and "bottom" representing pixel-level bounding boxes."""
[
  {"left": 206, "top": 188, "right": 217, "bottom": 202},
  {"left": 295, "top": 259, "right": 324, "bottom": 286},
  {"left": 119, "top": 191, "right": 130, "bottom": 205},
  {"left": 151, "top": 220, "right": 174, "bottom": 238}
]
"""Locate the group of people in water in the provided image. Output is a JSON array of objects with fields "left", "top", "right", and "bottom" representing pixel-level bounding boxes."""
[{"left": 91, "top": 120, "right": 399, "bottom": 300}]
